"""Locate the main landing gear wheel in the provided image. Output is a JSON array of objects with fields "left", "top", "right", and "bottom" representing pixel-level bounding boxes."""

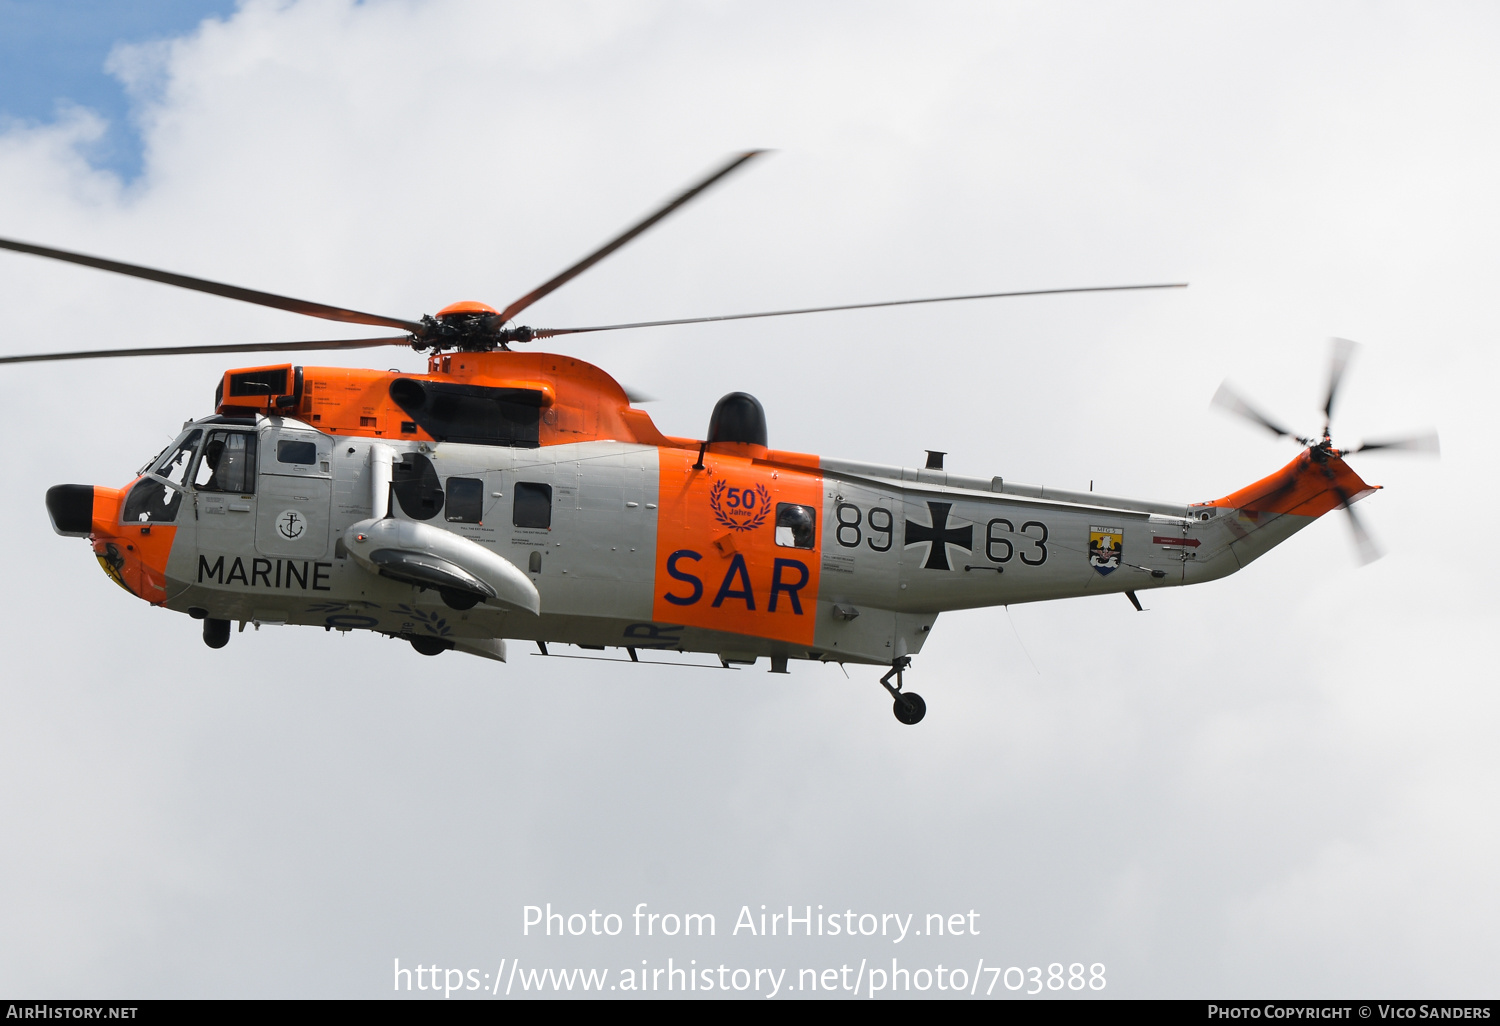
[
  {"left": 202, "top": 618, "right": 230, "bottom": 649},
  {"left": 410, "top": 635, "right": 452, "bottom": 656},
  {"left": 878, "top": 656, "right": 926, "bottom": 725},
  {"left": 893, "top": 692, "right": 926, "bottom": 725},
  {"left": 440, "top": 588, "right": 479, "bottom": 611}
]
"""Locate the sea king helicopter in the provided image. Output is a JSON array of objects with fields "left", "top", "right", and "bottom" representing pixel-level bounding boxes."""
[{"left": 7, "top": 151, "right": 1437, "bottom": 723}]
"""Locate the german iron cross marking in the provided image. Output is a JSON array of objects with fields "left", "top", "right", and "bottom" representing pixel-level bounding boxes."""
[{"left": 904, "top": 501, "right": 972, "bottom": 570}]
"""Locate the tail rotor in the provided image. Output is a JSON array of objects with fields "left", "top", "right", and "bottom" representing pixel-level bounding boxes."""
[{"left": 1211, "top": 338, "right": 1439, "bottom": 564}]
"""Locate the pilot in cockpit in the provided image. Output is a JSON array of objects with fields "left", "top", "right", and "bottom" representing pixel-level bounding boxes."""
[{"left": 199, "top": 438, "right": 226, "bottom": 490}]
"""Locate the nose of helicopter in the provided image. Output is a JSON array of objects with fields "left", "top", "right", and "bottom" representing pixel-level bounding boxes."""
[{"left": 46, "top": 483, "right": 175, "bottom": 603}]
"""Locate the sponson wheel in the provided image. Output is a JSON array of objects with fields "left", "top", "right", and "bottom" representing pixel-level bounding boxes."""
[
  {"left": 439, "top": 588, "right": 479, "bottom": 611},
  {"left": 892, "top": 692, "right": 926, "bottom": 725},
  {"left": 202, "top": 618, "right": 230, "bottom": 649},
  {"left": 410, "top": 635, "right": 452, "bottom": 656}
]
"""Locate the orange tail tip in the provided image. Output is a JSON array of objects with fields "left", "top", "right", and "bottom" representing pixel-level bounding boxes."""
[{"left": 1200, "top": 450, "right": 1379, "bottom": 518}]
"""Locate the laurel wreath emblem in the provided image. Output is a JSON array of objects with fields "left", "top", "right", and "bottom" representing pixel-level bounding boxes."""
[
  {"left": 708, "top": 479, "right": 772, "bottom": 532},
  {"left": 396, "top": 604, "right": 453, "bottom": 637}
]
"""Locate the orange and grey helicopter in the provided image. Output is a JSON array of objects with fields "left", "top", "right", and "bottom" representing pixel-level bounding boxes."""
[{"left": 5, "top": 152, "right": 1437, "bottom": 723}]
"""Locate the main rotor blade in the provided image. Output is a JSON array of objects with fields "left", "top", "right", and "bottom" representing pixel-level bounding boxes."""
[
  {"left": 498, "top": 150, "right": 767, "bottom": 323},
  {"left": 1344, "top": 431, "right": 1441, "bottom": 456},
  {"left": 0, "top": 336, "right": 411, "bottom": 364},
  {"left": 0, "top": 236, "right": 424, "bottom": 333},
  {"left": 530, "top": 282, "right": 1188, "bottom": 339},
  {"left": 1210, "top": 381, "right": 1300, "bottom": 440},
  {"left": 1322, "top": 336, "right": 1358, "bottom": 436},
  {"left": 1336, "top": 486, "right": 1383, "bottom": 565}
]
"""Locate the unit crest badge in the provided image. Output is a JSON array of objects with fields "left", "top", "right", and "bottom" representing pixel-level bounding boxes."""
[
  {"left": 709, "top": 480, "right": 771, "bottom": 532},
  {"left": 1088, "top": 525, "right": 1124, "bottom": 576}
]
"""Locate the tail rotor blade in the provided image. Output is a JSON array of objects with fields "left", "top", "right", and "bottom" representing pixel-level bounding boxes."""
[
  {"left": 1211, "top": 381, "right": 1300, "bottom": 441},
  {"left": 1336, "top": 486, "right": 1384, "bottom": 565},
  {"left": 1344, "top": 431, "right": 1440, "bottom": 457},
  {"left": 1322, "top": 337, "right": 1358, "bottom": 437}
]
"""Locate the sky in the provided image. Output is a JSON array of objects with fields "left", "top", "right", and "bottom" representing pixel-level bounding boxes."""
[
  {"left": 0, "top": 0, "right": 1496, "bottom": 1000},
  {"left": 0, "top": 1, "right": 236, "bottom": 178}
]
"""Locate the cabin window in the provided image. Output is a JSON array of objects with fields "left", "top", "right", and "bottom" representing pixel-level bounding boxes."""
[
  {"left": 277, "top": 439, "right": 317, "bottom": 465},
  {"left": 775, "top": 502, "right": 816, "bottom": 549},
  {"left": 513, "top": 482, "right": 552, "bottom": 530},
  {"left": 195, "top": 431, "right": 257, "bottom": 494},
  {"left": 446, "top": 477, "right": 485, "bottom": 524}
]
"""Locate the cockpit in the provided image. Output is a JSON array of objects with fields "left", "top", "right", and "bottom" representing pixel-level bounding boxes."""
[{"left": 122, "top": 418, "right": 259, "bottom": 524}]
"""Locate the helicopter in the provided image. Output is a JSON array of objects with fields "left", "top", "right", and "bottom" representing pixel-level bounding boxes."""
[{"left": 5, "top": 151, "right": 1437, "bottom": 724}]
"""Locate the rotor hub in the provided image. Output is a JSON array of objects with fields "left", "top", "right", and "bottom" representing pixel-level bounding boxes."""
[{"left": 415, "top": 301, "right": 533, "bottom": 353}]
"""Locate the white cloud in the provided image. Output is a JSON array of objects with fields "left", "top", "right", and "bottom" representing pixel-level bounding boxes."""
[{"left": 0, "top": 0, "right": 1494, "bottom": 997}]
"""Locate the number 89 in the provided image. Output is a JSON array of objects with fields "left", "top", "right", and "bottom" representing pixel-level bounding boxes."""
[{"left": 834, "top": 502, "right": 893, "bottom": 552}]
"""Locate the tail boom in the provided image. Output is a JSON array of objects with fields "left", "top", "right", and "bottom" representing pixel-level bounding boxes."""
[{"left": 1183, "top": 449, "right": 1378, "bottom": 580}]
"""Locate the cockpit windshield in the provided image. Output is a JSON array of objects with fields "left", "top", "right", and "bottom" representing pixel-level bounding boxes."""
[
  {"left": 152, "top": 430, "right": 202, "bottom": 488},
  {"left": 123, "top": 429, "right": 202, "bottom": 524},
  {"left": 137, "top": 444, "right": 171, "bottom": 477}
]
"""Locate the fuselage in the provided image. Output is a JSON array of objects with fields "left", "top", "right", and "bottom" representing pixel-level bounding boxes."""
[{"left": 48, "top": 351, "right": 1374, "bottom": 668}]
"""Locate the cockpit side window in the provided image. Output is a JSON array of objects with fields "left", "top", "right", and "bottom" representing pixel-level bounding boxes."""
[
  {"left": 194, "top": 431, "right": 257, "bottom": 494},
  {"left": 122, "top": 478, "right": 184, "bottom": 524}
]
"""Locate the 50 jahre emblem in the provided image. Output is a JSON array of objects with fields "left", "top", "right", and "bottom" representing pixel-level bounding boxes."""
[{"left": 709, "top": 479, "right": 771, "bottom": 532}]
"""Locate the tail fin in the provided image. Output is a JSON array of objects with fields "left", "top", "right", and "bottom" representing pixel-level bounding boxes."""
[
  {"left": 1181, "top": 449, "right": 1379, "bottom": 578},
  {"left": 1199, "top": 449, "right": 1377, "bottom": 519}
]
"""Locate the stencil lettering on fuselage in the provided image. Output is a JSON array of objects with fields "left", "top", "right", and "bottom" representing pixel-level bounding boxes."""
[{"left": 652, "top": 450, "right": 822, "bottom": 646}]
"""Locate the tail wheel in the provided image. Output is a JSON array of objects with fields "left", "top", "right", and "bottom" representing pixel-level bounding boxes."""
[{"left": 893, "top": 692, "right": 926, "bottom": 725}]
